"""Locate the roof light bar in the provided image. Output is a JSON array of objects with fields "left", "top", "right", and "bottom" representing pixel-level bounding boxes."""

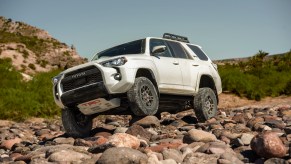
[{"left": 163, "top": 33, "right": 189, "bottom": 43}]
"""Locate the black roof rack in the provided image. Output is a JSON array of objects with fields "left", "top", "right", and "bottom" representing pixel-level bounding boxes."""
[{"left": 163, "top": 33, "right": 189, "bottom": 43}]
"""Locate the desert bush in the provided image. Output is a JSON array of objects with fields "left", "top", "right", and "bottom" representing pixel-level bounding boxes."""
[
  {"left": 28, "top": 63, "right": 36, "bottom": 70},
  {"left": 22, "top": 49, "right": 29, "bottom": 58},
  {"left": 0, "top": 58, "right": 62, "bottom": 121},
  {"left": 219, "top": 50, "right": 291, "bottom": 100}
]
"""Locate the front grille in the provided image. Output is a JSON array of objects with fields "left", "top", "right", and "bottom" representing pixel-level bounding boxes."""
[{"left": 61, "top": 66, "right": 103, "bottom": 92}]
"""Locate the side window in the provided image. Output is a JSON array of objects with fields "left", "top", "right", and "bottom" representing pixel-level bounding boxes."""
[
  {"left": 187, "top": 45, "right": 208, "bottom": 61},
  {"left": 166, "top": 41, "right": 189, "bottom": 59},
  {"left": 150, "top": 39, "right": 173, "bottom": 58}
]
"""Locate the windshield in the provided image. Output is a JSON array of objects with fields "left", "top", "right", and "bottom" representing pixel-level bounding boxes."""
[{"left": 92, "top": 39, "right": 145, "bottom": 60}]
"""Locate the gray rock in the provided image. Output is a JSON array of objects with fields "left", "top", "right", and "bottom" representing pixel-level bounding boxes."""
[
  {"left": 53, "top": 137, "right": 75, "bottom": 145},
  {"left": 48, "top": 149, "right": 91, "bottom": 162},
  {"left": 217, "top": 159, "right": 232, "bottom": 164},
  {"left": 114, "top": 127, "right": 128, "bottom": 133},
  {"left": 220, "top": 152, "right": 244, "bottom": 164},
  {"left": 186, "top": 129, "right": 217, "bottom": 143},
  {"left": 161, "top": 159, "right": 177, "bottom": 164},
  {"left": 264, "top": 158, "right": 288, "bottom": 164},
  {"left": 240, "top": 133, "right": 254, "bottom": 145},
  {"left": 221, "top": 130, "right": 242, "bottom": 140},
  {"left": 97, "top": 147, "right": 148, "bottom": 164},
  {"left": 183, "top": 152, "right": 220, "bottom": 164},
  {"left": 162, "top": 149, "right": 183, "bottom": 163}
]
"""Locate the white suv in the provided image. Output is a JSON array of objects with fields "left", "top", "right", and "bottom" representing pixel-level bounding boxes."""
[{"left": 52, "top": 33, "right": 222, "bottom": 137}]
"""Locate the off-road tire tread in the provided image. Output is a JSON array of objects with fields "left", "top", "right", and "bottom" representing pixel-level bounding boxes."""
[
  {"left": 62, "top": 108, "right": 92, "bottom": 138},
  {"left": 193, "top": 87, "right": 217, "bottom": 122},
  {"left": 127, "top": 77, "right": 159, "bottom": 116}
]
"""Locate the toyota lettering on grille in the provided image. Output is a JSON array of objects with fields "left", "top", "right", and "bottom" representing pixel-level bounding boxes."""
[{"left": 71, "top": 72, "right": 86, "bottom": 79}]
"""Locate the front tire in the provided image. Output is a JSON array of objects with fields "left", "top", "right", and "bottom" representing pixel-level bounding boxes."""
[
  {"left": 127, "top": 77, "right": 159, "bottom": 116},
  {"left": 62, "top": 108, "right": 93, "bottom": 138},
  {"left": 193, "top": 88, "right": 217, "bottom": 122}
]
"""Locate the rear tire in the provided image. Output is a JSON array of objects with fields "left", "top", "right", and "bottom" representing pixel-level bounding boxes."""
[
  {"left": 193, "top": 88, "right": 217, "bottom": 122},
  {"left": 62, "top": 108, "right": 92, "bottom": 138},
  {"left": 127, "top": 77, "right": 159, "bottom": 116}
]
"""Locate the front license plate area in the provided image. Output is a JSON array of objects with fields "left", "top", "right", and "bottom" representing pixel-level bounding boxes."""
[{"left": 77, "top": 98, "right": 120, "bottom": 115}]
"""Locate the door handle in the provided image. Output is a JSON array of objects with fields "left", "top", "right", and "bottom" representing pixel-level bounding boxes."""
[
  {"left": 192, "top": 64, "right": 199, "bottom": 66},
  {"left": 173, "top": 61, "right": 179, "bottom": 65}
]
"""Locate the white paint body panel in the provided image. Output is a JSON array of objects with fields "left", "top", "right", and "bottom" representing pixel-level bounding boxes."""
[{"left": 53, "top": 37, "right": 222, "bottom": 111}]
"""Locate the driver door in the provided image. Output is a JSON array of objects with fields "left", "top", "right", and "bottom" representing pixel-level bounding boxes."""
[{"left": 150, "top": 39, "right": 183, "bottom": 93}]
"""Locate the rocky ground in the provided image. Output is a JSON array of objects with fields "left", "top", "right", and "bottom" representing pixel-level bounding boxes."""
[{"left": 0, "top": 95, "right": 291, "bottom": 164}]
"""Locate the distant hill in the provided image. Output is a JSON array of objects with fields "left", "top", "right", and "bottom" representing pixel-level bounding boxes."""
[
  {"left": 214, "top": 51, "right": 288, "bottom": 66},
  {"left": 0, "top": 16, "right": 86, "bottom": 79}
]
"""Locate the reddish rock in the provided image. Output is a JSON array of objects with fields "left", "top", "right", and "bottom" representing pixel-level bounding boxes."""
[
  {"left": 95, "top": 136, "right": 108, "bottom": 145},
  {"left": 0, "top": 137, "right": 22, "bottom": 150},
  {"left": 108, "top": 133, "right": 140, "bottom": 149},
  {"left": 250, "top": 131, "right": 287, "bottom": 158},
  {"left": 39, "top": 133, "right": 54, "bottom": 141}
]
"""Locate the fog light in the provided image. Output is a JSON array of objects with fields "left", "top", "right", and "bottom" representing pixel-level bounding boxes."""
[{"left": 114, "top": 73, "right": 121, "bottom": 80}]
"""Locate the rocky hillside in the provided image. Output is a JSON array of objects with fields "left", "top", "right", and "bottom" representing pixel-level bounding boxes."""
[{"left": 0, "top": 17, "right": 86, "bottom": 78}]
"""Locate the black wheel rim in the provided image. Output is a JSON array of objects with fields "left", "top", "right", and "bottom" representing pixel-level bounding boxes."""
[
  {"left": 140, "top": 85, "right": 154, "bottom": 107},
  {"left": 204, "top": 95, "right": 215, "bottom": 116}
]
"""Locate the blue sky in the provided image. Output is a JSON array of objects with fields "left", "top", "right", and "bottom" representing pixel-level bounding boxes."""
[{"left": 0, "top": 0, "right": 290, "bottom": 60}]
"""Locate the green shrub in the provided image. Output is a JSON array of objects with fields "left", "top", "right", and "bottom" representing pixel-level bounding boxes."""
[
  {"left": 219, "top": 50, "right": 291, "bottom": 100},
  {"left": 22, "top": 49, "right": 29, "bottom": 58},
  {"left": 28, "top": 63, "right": 36, "bottom": 70},
  {"left": 0, "top": 58, "right": 62, "bottom": 121}
]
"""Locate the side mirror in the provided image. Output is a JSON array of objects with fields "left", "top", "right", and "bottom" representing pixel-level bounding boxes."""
[{"left": 152, "top": 45, "right": 166, "bottom": 54}]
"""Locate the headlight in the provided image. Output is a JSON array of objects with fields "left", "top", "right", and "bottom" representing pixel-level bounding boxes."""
[
  {"left": 101, "top": 57, "right": 127, "bottom": 67},
  {"left": 52, "top": 74, "right": 63, "bottom": 85}
]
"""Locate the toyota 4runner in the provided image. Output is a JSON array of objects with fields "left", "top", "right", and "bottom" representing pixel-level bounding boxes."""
[{"left": 52, "top": 33, "right": 222, "bottom": 137}]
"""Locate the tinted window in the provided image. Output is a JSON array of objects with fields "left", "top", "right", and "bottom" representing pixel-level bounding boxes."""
[
  {"left": 166, "top": 41, "right": 189, "bottom": 59},
  {"left": 150, "top": 39, "right": 173, "bottom": 58},
  {"left": 187, "top": 45, "right": 208, "bottom": 61},
  {"left": 92, "top": 39, "right": 145, "bottom": 60}
]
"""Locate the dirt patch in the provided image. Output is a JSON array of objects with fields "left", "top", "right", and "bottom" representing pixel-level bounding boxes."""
[{"left": 218, "top": 93, "right": 291, "bottom": 109}]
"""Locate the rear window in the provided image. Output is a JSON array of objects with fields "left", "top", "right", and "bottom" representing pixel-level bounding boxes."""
[
  {"left": 187, "top": 45, "right": 208, "bottom": 61},
  {"left": 166, "top": 41, "right": 189, "bottom": 59}
]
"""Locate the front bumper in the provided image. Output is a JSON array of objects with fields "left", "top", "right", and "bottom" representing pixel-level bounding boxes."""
[
  {"left": 53, "top": 62, "right": 136, "bottom": 109},
  {"left": 61, "top": 82, "right": 108, "bottom": 107}
]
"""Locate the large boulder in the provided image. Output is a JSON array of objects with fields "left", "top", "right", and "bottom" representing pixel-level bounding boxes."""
[{"left": 250, "top": 131, "right": 287, "bottom": 158}]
